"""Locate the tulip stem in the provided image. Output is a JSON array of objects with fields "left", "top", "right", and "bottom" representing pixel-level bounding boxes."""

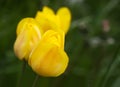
[
  {"left": 32, "top": 74, "right": 39, "bottom": 87},
  {"left": 16, "top": 60, "right": 26, "bottom": 87}
]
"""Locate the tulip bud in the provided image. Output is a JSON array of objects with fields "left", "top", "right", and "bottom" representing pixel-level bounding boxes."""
[
  {"left": 14, "top": 18, "right": 42, "bottom": 60},
  {"left": 35, "top": 6, "right": 71, "bottom": 34},
  {"left": 28, "top": 30, "right": 69, "bottom": 77}
]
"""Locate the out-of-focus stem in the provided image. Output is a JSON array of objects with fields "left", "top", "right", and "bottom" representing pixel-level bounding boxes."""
[
  {"left": 32, "top": 74, "right": 39, "bottom": 87},
  {"left": 16, "top": 60, "right": 26, "bottom": 87}
]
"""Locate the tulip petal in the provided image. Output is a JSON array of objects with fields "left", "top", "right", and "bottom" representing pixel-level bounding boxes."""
[
  {"left": 57, "top": 7, "right": 71, "bottom": 33},
  {"left": 41, "top": 30, "right": 65, "bottom": 49},
  {"left": 29, "top": 41, "right": 68, "bottom": 77},
  {"left": 35, "top": 11, "right": 59, "bottom": 33},
  {"left": 43, "top": 6, "right": 55, "bottom": 15}
]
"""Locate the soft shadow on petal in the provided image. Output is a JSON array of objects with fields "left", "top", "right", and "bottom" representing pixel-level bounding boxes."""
[{"left": 14, "top": 29, "right": 30, "bottom": 60}]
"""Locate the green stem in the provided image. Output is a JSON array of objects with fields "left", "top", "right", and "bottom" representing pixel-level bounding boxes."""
[
  {"left": 16, "top": 60, "right": 26, "bottom": 87},
  {"left": 32, "top": 74, "right": 39, "bottom": 87},
  {"left": 99, "top": 44, "right": 120, "bottom": 87}
]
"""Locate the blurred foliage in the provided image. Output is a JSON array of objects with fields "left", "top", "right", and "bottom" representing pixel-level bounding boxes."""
[{"left": 0, "top": 0, "right": 120, "bottom": 87}]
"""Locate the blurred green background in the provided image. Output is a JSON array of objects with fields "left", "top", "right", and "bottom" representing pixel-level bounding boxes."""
[{"left": 0, "top": 0, "right": 120, "bottom": 87}]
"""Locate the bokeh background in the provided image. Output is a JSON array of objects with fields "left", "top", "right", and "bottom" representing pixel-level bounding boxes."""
[{"left": 0, "top": 0, "right": 120, "bottom": 87}]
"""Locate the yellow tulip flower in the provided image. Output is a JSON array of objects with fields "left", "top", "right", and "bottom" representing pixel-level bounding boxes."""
[
  {"left": 14, "top": 18, "right": 42, "bottom": 60},
  {"left": 14, "top": 6, "right": 70, "bottom": 77},
  {"left": 28, "top": 30, "right": 69, "bottom": 77},
  {"left": 35, "top": 6, "right": 71, "bottom": 34}
]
